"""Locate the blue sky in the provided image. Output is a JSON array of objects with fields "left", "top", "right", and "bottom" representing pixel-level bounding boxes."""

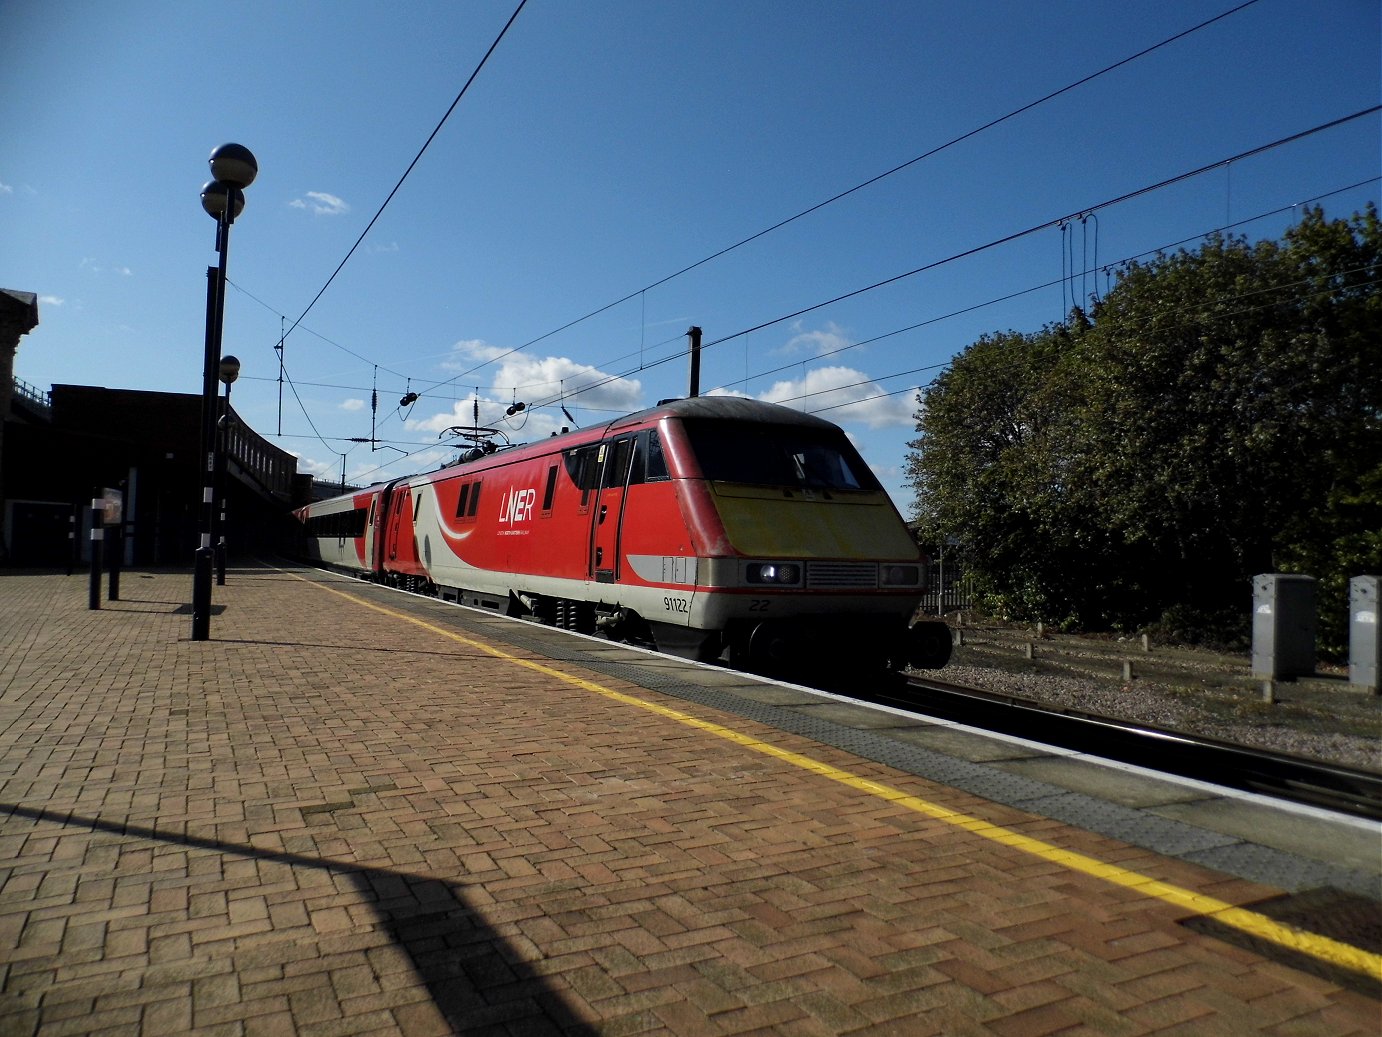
[{"left": 2, "top": 0, "right": 1378, "bottom": 513}]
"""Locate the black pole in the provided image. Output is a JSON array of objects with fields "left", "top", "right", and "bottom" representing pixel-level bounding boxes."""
[
  {"left": 66, "top": 509, "right": 76, "bottom": 576},
  {"left": 193, "top": 148, "right": 254, "bottom": 638},
  {"left": 192, "top": 252, "right": 222, "bottom": 640},
  {"left": 87, "top": 494, "right": 103, "bottom": 611},
  {"left": 687, "top": 325, "right": 702, "bottom": 398},
  {"left": 215, "top": 385, "right": 228, "bottom": 586}
]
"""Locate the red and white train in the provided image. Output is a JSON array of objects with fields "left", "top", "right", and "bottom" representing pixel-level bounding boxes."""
[{"left": 295, "top": 396, "right": 951, "bottom": 672}]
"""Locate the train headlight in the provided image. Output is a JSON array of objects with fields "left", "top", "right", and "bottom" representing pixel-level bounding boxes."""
[
  {"left": 746, "top": 561, "right": 803, "bottom": 585},
  {"left": 880, "top": 564, "right": 921, "bottom": 587}
]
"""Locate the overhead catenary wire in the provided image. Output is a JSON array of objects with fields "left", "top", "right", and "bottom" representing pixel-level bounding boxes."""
[
  {"left": 694, "top": 108, "right": 1379, "bottom": 352},
  {"left": 277, "top": 0, "right": 529, "bottom": 349},
  {"left": 318, "top": 264, "right": 1381, "bottom": 488},
  {"left": 226, "top": 277, "right": 410, "bottom": 380},
  {"left": 253, "top": 0, "right": 1279, "bottom": 458},
  {"left": 411, "top": 0, "right": 1267, "bottom": 399},
  {"left": 801, "top": 270, "right": 1382, "bottom": 421},
  {"left": 275, "top": 173, "right": 1377, "bottom": 475},
  {"left": 567, "top": 183, "right": 1382, "bottom": 418},
  {"left": 517, "top": 112, "right": 1379, "bottom": 415},
  {"left": 341, "top": 183, "right": 1381, "bottom": 456}
]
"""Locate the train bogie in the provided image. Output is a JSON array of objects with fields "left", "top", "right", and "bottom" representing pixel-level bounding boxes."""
[{"left": 296, "top": 397, "right": 950, "bottom": 673}]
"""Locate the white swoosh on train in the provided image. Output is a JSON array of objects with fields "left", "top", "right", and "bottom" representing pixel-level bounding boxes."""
[{"left": 432, "top": 509, "right": 475, "bottom": 545}]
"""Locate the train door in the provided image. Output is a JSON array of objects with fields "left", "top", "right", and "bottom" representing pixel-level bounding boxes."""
[
  {"left": 362, "top": 495, "right": 378, "bottom": 570},
  {"left": 385, "top": 484, "right": 413, "bottom": 562},
  {"left": 589, "top": 434, "right": 638, "bottom": 583},
  {"left": 369, "top": 480, "right": 400, "bottom": 571}
]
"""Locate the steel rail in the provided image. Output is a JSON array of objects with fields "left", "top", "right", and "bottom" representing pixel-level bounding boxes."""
[{"left": 879, "top": 676, "right": 1382, "bottom": 822}]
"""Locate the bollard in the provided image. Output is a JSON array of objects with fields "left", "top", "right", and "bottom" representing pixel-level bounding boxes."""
[
  {"left": 191, "top": 546, "right": 214, "bottom": 640},
  {"left": 87, "top": 498, "right": 103, "bottom": 610},
  {"left": 952, "top": 628, "right": 964, "bottom": 647},
  {"left": 1141, "top": 633, "right": 1150, "bottom": 653},
  {"left": 108, "top": 520, "right": 122, "bottom": 601},
  {"left": 1024, "top": 642, "right": 1034, "bottom": 660},
  {"left": 1122, "top": 660, "right": 1134, "bottom": 681}
]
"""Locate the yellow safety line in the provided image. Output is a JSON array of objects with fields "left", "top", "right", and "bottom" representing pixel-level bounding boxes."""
[{"left": 294, "top": 573, "right": 1382, "bottom": 980}]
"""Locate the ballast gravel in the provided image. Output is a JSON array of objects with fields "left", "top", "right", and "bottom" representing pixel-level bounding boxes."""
[{"left": 928, "top": 631, "right": 1380, "bottom": 772}]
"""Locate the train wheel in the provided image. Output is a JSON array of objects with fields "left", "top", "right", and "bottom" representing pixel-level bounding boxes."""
[{"left": 907, "top": 621, "right": 953, "bottom": 670}]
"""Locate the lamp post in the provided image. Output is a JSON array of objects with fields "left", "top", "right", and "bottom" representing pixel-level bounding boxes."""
[
  {"left": 192, "top": 143, "right": 256, "bottom": 641},
  {"left": 214, "top": 354, "right": 240, "bottom": 586}
]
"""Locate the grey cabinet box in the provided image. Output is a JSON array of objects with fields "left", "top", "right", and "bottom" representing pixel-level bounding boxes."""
[
  {"left": 1251, "top": 574, "right": 1316, "bottom": 680},
  {"left": 1349, "top": 576, "right": 1379, "bottom": 691}
]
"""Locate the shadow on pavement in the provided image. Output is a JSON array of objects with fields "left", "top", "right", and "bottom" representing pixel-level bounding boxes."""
[{"left": 0, "top": 802, "right": 598, "bottom": 1034}]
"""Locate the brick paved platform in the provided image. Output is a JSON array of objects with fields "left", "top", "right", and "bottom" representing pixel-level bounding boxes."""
[{"left": 1, "top": 565, "right": 1377, "bottom": 1035}]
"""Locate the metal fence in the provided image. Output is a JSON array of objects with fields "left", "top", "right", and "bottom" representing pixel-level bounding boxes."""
[{"left": 918, "top": 574, "right": 974, "bottom": 616}]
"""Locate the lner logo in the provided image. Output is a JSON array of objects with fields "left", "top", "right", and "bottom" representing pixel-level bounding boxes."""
[{"left": 498, "top": 486, "right": 536, "bottom": 524}]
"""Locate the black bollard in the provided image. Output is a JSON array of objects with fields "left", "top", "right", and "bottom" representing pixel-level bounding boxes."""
[
  {"left": 191, "top": 546, "right": 214, "bottom": 640},
  {"left": 87, "top": 499, "right": 103, "bottom": 610},
  {"left": 108, "top": 520, "right": 122, "bottom": 601}
]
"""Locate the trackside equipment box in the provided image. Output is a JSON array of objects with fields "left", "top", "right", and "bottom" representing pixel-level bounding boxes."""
[
  {"left": 1251, "top": 573, "right": 1316, "bottom": 680},
  {"left": 1350, "top": 575, "right": 1379, "bottom": 692}
]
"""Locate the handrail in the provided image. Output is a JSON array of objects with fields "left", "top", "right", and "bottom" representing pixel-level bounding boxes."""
[{"left": 10, "top": 376, "right": 51, "bottom": 413}]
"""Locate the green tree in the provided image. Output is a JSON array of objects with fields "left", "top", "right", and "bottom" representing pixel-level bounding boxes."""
[{"left": 907, "top": 206, "right": 1381, "bottom": 648}]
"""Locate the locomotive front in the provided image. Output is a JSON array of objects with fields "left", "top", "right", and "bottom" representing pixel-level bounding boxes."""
[{"left": 654, "top": 398, "right": 951, "bottom": 672}]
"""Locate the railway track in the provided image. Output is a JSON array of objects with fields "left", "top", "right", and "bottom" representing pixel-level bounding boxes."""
[{"left": 858, "top": 675, "right": 1382, "bottom": 822}]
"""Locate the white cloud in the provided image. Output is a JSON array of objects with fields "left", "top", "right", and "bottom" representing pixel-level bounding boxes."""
[
  {"left": 340, "top": 398, "right": 365, "bottom": 412},
  {"left": 403, "top": 347, "right": 628, "bottom": 445},
  {"left": 756, "top": 365, "right": 914, "bottom": 429},
  {"left": 442, "top": 339, "right": 643, "bottom": 415},
  {"left": 292, "top": 454, "right": 335, "bottom": 478},
  {"left": 406, "top": 390, "right": 574, "bottom": 444},
  {"left": 779, "top": 320, "right": 853, "bottom": 358},
  {"left": 38, "top": 295, "right": 63, "bottom": 306},
  {"left": 0, "top": 182, "right": 12, "bottom": 195},
  {"left": 409, "top": 448, "right": 451, "bottom": 470},
  {"left": 78, "top": 257, "right": 131, "bottom": 276},
  {"left": 289, "top": 191, "right": 350, "bottom": 216}
]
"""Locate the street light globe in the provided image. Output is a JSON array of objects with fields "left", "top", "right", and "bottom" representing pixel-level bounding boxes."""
[
  {"left": 200, "top": 181, "right": 245, "bottom": 221},
  {"left": 208, "top": 143, "right": 258, "bottom": 190},
  {"left": 219, "top": 355, "right": 241, "bottom": 386}
]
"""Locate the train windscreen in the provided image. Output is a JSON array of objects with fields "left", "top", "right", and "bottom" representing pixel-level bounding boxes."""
[{"left": 680, "top": 420, "right": 882, "bottom": 492}]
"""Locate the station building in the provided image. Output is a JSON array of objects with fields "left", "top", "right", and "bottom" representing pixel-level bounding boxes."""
[{"left": 0, "top": 288, "right": 309, "bottom": 567}]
